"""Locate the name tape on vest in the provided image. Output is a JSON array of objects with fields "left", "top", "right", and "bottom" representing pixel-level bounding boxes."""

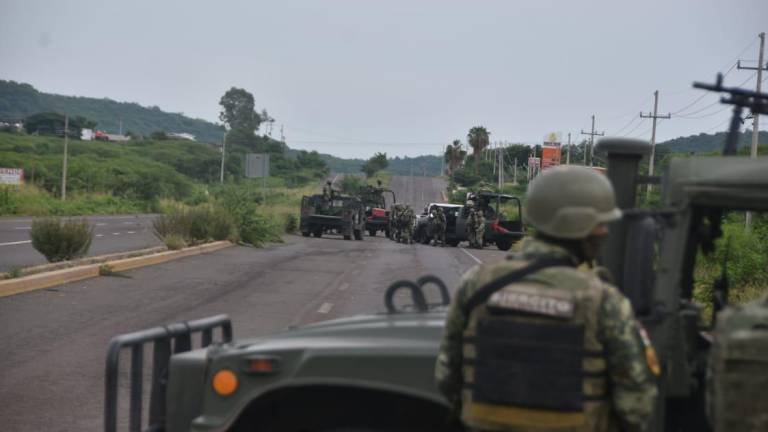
[{"left": 487, "top": 291, "right": 575, "bottom": 318}]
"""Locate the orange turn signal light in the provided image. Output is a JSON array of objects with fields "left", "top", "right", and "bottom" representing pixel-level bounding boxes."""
[
  {"left": 243, "top": 355, "right": 281, "bottom": 375},
  {"left": 212, "top": 369, "right": 238, "bottom": 396}
]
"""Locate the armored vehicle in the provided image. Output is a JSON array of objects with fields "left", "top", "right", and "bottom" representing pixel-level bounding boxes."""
[
  {"left": 464, "top": 192, "right": 525, "bottom": 251},
  {"left": 105, "top": 76, "right": 768, "bottom": 431},
  {"left": 358, "top": 183, "right": 396, "bottom": 237},
  {"left": 413, "top": 203, "right": 465, "bottom": 246},
  {"left": 299, "top": 192, "right": 365, "bottom": 240}
]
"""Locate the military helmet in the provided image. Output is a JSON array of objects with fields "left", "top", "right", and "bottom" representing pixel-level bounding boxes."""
[{"left": 524, "top": 166, "right": 621, "bottom": 239}]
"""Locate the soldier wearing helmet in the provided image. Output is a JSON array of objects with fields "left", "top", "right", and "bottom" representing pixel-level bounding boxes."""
[{"left": 435, "top": 166, "right": 658, "bottom": 432}]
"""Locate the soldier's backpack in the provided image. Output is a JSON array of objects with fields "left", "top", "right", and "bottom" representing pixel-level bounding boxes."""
[{"left": 708, "top": 294, "right": 768, "bottom": 432}]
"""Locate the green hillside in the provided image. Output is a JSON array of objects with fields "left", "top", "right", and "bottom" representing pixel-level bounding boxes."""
[
  {"left": 658, "top": 130, "right": 768, "bottom": 154},
  {"left": 0, "top": 80, "right": 225, "bottom": 142}
]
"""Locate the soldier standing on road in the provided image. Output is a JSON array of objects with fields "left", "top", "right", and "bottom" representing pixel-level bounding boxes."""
[
  {"left": 432, "top": 207, "right": 447, "bottom": 247},
  {"left": 467, "top": 203, "right": 485, "bottom": 249},
  {"left": 435, "top": 166, "right": 658, "bottom": 432},
  {"left": 401, "top": 205, "right": 416, "bottom": 244},
  {"left": 390, "top": 204, "right": 402, "bottom": 242}
]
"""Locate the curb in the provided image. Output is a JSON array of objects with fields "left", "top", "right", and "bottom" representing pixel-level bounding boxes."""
[{"left": 0, "top": 241, "right": 233, "bottom": 299}]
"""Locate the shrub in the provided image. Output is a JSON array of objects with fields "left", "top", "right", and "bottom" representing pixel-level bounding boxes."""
[
  {"left": 153, "top": 204, "right": 235, "bottom": 248},
  {"left": 30, "top": 217, "right": 94, "bottom": 262},
  {"left": 284, "top": 213, "right": 298, "bottom": 233}
]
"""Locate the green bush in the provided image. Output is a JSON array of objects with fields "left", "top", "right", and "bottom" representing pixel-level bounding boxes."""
[
  {"left": 284, "top": 213, "right": 298, "bottom": 233},
  {"left": 30, "top": 217, "right": 94, "bottom": 262},
  {"left": 153, "top": 204, "right": 235, "bottom": 247}
]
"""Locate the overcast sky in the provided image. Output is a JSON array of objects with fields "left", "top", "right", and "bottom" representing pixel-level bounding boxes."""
[{"left": 1, "top": 0, "right": 766, "bottom": 158}]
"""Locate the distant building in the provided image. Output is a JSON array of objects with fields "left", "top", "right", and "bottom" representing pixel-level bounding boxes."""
[
  {"left": 105, "top": 134, "right": 130, "bottom": 142},
  {"left": 167, "top": 132, "right": 196, "bottom": 141},
  {"left": 81, "top": 128, "right": 94, "bottom": 141}
]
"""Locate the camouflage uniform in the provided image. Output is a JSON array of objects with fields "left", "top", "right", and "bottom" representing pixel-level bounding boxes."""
[
  {"left": 468, "top": 207, "right": 485, "bottom": 249},
  {"left": 400, "top": 206, "right": 416, "bottom": 244},
  {"left": 432, "top": 207, "right": 447, "bottom": 246},
  {"left": 435, "top": 239, "right": 657, "bottom": 431},
  {"left": 436, "top": 166, "right": 657, "bottom": 432},
  {"left": 390, "top": 204, "right": 403, "bottom": 242}
]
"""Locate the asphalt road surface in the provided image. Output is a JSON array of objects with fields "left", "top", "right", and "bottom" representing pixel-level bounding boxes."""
[
  {"left": 0, "top": 214, "right": 161, "bottom": 272},
  {"left": 0, "top": 175, "right": 516, "bottom": 431}
]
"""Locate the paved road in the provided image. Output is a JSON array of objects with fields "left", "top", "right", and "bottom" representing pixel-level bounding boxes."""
[
  {"left": 0, "top": 214, "right": 161, "bottom": 272},
  {"left": 389, "top": 174, "right": 447, "bottom": 210},
  {"left": 0, "top": 175, "right": 515, "bottom": 430}
]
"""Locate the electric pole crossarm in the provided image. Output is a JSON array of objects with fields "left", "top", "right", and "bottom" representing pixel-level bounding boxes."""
[
  {"left": 736, "top": 60, "right": 768, "bottom": 71},
  {"left": 640, "top": 113, "right": 672, "bottom": 119}
]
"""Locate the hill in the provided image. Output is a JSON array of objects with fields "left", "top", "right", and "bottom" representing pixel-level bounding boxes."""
[
  {"left": 316, "top": 152, "right": 442, "bottom": 176},
  {"left": 658, "top": 130, "right": 768, "bottom": 154},
  {"left": 0, "top": 80, "right": 225, "bottom": 143}
]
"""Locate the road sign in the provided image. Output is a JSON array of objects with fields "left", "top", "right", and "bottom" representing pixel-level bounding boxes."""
[
  {"left": 0, "top": 168, "right": 24, "bottom": 185},
  {"left": 245, "top": 154, "right": 270, "bottom": 178}
]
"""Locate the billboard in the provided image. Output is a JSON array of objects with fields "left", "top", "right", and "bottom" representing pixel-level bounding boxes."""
[
  {"left": 541, "top": 143, "right": 562, "bottom": 171},
  {"left": 0, "top": 168, "right": 23, "bottom": 185}
]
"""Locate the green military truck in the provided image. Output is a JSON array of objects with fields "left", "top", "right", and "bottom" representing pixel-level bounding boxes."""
[
  {"left": 299, "top": 193, "right": 365, "bottom": 240},
  {"left": 104, "top": 77, "right": 768, "bottom": 431}
]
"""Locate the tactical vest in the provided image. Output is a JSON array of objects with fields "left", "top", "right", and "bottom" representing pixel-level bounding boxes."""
[
  {"left": 461, "top": 263, "right": 611, "bottom": 431},
  {"left": 709, "top": 295, "right": 768, "bottom": 432}
]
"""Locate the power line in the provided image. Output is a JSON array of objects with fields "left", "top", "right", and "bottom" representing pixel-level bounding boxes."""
[{"left": 622, "top": 118, "right": 647, "bottom": 136}]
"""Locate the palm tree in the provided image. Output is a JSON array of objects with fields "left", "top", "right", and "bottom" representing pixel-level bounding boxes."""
[
  {"left": 443, "top": 140, "right": 466, "bottom": 175},
  {"left": 467, "top": 126, "right": 490, "bottom": 171}
]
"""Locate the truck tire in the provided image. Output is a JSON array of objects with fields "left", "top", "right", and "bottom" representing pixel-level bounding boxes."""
[
  {"left": 354, "top": 229, "right": 363, "bottom": 240},
  {"left": 344, "top": 234, "right": 352, "bottom": 240},
  {"left": 447, "top": 239, "right": 459, "bottom": 247},
  {"left": 368, "top": 229, "right": 377, "bottom": 237},
  {"left": 302, "top": 231, "right": 310, "bottom": 237},
  {"left": 312, "top": 227, "right": 323, "bottom": 238},
  {"left": 496, "top": 239, "right": 512, "bottom": 251}
]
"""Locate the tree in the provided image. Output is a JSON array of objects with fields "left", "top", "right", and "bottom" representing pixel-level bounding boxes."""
[
  {"left": 24, "top": 112, "right": 95, "bottom": 138},
  {"left": 467, "top": 126, "right": 490, "bottom": 171},
  {"left": 444, "top": 140, "right": 466, "bottom": 175},
  {"left": 361, "top": 152, "right": 388, "bottom": 178},
  {"left": 219, "top": 87, "right": 262, "bottom": 149}
]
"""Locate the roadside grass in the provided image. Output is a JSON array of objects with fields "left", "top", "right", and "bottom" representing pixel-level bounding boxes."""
[{"left": 0, "top": 184, "right": 148, "bottom": 216}]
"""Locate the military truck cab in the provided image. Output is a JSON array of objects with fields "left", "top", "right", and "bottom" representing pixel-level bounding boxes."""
[
  {"left": 414, "top": 203, "right": 465, "bottom": 246},
  {"left": 104, "top": 278, "right": 459, "bottom": 432},
  {"left": 358, "top": 185, "right": 396, "bottom": 237},
  {"left": 300, "top": 194, "right": 365, "bottom": 240}
]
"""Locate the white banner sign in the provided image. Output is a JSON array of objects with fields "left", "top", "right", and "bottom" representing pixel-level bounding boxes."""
[{"left": 0, "top": 168, "right": 23, "bottom": 185}]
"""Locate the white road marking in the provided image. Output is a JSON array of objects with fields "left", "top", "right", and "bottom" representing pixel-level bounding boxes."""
[
  {"left": 0, "top": 240, "right": 32, "bottom": 246},
  {"left": 13, "top": 227, "right": 30, "bottom": 230},
  {"left": 127, "top": 231, "right": 136, "bottom": 234},
  {"left": 112, "top": 232, "right": 121, "bottom": 235},
  {"left": 339, "top": 282, "right": 349, "bottom": 291},
  {"left": 460, "top": 248, "right": 483, "bottom": 265},
  {"left": 96, "top": 223, "right": 107, "bottom": 226},
  {"left": 317, "top": 302, "right": 334, "bottom": 314},
  {"left": 330, "top": 174, "right": 340, "bottom": 185},
  {"left": 123, "top": 221, "right": 134, "bottom": 225},
  {"left": 95, "top": 234, "right": 105, "bottom": 237}
]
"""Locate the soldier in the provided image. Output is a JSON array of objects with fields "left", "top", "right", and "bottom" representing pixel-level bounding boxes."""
[
  {"left": 401, "top": 205, "right": 416, "bottom": 244},
  {"left": 432, "top": 207, "right": 447, "bottom": 246},
  {"left": 390, "top": 204, "right": 402, "bottom": 242},
  {"left": 467, "top": 204, "right": 485, "bottom": 249},
  {"left": 435, "top": 166, "right": 658, "bottom": 432}
]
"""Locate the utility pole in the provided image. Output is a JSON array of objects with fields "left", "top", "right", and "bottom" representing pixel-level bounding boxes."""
[
  {"left": 581, "top": 115, "right": 604, "bottom": 166},
  {"left": 513, "top": 157, "right": 518, "bottom": 185},
  {"left": 738, "top": 32, "right": 766, "bottom": 227},
  {"left": 219, "top": 130, "right": 226, "bottom": 184},
  {"left": 498, "top": 142, "right": 504, "bottom": 190},
  {"left": 641, "top": 90, "right": 671, "bottom": 197},
  {"left": 61, "top": 115, "right": 69, "bottom": 200},
  {"left": 566, "top": 132, "right": 571, "bottom": 165},
  {"left": 118, "top": 116, "right": 123, "bottom": 135}
]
